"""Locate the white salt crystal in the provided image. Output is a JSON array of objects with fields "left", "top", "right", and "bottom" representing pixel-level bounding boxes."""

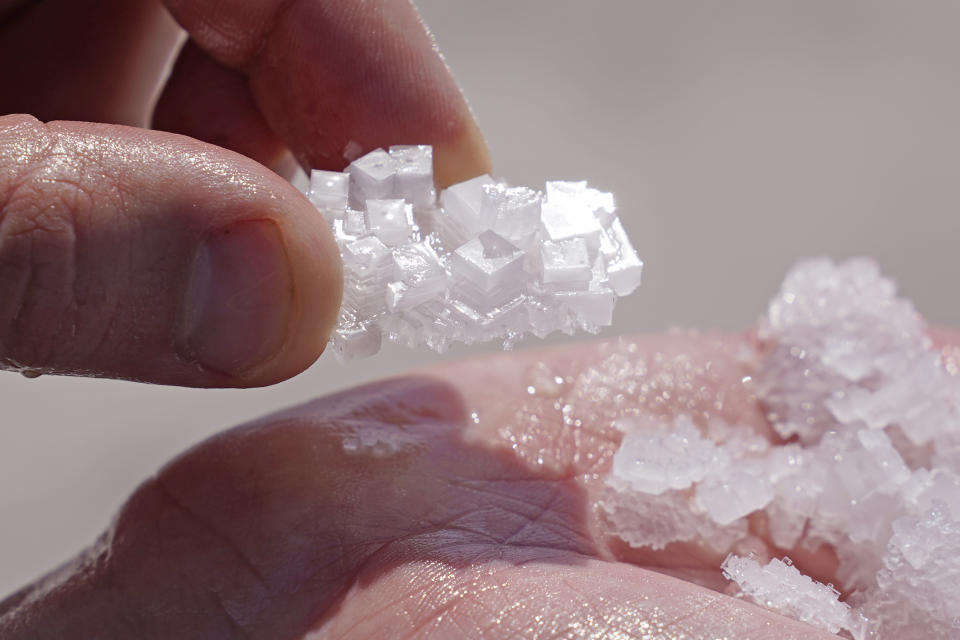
[
  {"left": 452, "top": 231, "right": 525, "bottom": 293},
  {"left": 483, "top": 183, "right": 541, "bottom": 246},
  {"left": 389, "top": 145, "right": 434, "bottom": 208},
  {"left": 545, "top": 180, "right": 617, "bottom": 227},
  {"left": 609, "top": 416, "right": 727, "bottom": 495},
  {"left": 695, "top": 459, "right": 775, "bottom": 526},
  {"left": 540, "top": 238, "right": 592, "bottom": 286},
  {"left": 307, "top": 170, "right": 349, "bottom": 218},
  {"left": 595, "top": 257, "right": 960, "bottom": 638},
  {"left": 364, "top": 199, "right": 413, "bottom": 246},
  {"left": 441, "top": 174, "right": 496, "bottom": 238},
  {"left": 865, "top": 504, "right": 960, "bottom": 639},
  {"left": 756, "top": 257, "right": 934, "bottom": 443},
  {"left": 540, "top": 197, "right": 603, "bottom": 253},
  {"left": 346, "top": 148, "right": 397, "bottom": 206},
  {"left": 330, "top": 324, "right": 381, "bottom": 360},
  {"left": 722, "top": 555, "right": 857, "bottom": 636},
  {"left": 603, "top": 218, "right": 644, "bottom": 296},
  {"left": 310, "top": 147, "right": 643, "bottom": 359},
  {"left": 602, "top": 483, "right": 748, "bottom": 552},
  {"left": 553, "top": 284, "right": 616, "bottom": 329}
]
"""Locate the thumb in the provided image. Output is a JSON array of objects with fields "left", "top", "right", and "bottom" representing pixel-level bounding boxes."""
[{"left": 0, "top": 114, "right": 342, "bottom": 387}]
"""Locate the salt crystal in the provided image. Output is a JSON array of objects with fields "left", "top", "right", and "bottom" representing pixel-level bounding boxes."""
[
  {"left": 540, "top": 197, "right": 603, "bottom": 253},
  {"left": 861, "top": 503, "right": 960, "bottom": 639},
  {"left": 722, "top": 555, "right": 858, "bottom": 636},
  {"left": 609, "top": 416, "right": 727, "bottom": 495},
  {"left": 307, "top": 170, "right": 349, "bottom": 219},
  {"left": 364, "top": 199, "right": 413, "bottom": 246},
  {"left": 440, "top": 174, "right": 496, "bottom": 239},
  {"left": 346, "top": 148, "right": 397, "bottom": 206},
  {"left": 601, "top": 483, "right": 748, "bottom": 552},
  {"left": 603, "top": 218, "right": 644, "bottom": 296},
  {"left": 598, "top": 257, "right": 960, "bottom": 638},
  {"left": 695, "top": 459, "right": 775, "bottom": 526},
  {"left": 309, "top": 147, "right": 644, "bottom": 359},
  {"left": 389, "top": 145, "right": 435, "bottom": 208},
  {"left": 483, "top": 183, "right": 541, "bottom": 246},
  {"left": 540, "top": 238, "right": 592, "bottom": 286},
  {"left": 756, "top": 257, "right": 935, "bottom": 444}
]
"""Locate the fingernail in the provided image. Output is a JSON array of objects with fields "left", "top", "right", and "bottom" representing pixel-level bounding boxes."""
[{"left": 178, "top": 219, "right": 293, "bottom": 376}]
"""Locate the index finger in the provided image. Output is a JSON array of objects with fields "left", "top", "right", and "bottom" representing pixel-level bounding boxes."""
[{"left": 161, "top": 0, "right": 492, "bottom": 188}]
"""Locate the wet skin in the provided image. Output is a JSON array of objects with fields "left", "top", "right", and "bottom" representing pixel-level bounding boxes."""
[{"left": 1, "top": 332, "right": 860, "bottom": 639}]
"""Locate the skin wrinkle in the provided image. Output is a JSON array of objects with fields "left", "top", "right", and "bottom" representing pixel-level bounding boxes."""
[
  {"left": 1, "top": 362, "right": 844, "bottom": 638},
  {"left": 2, "top": 124, "right": 125, "bottom": 370},
  {"left": 441, "top": 480, "right": 581, "bottom": 546},
  {"left": 0, "top": 115, "right": 342, "bottom": 385},
  {"left": 0, "top": 197, "right": 77, "bottom": 369},
  {"left": 153, "top": 477, "right": 271, "bottom": 590}
]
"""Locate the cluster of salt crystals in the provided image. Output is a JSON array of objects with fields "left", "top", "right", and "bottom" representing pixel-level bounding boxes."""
[
  {"left": 306, "top": 146, "right": 643, "bottom": 359},
  {"left": 603, "top": 258, "right": 960, "bottom": 639},
  {"left": 721, "top": 555, "right": 862, "bottom": 636},
  {"left": 602, "top": 415, "right": 770, "bottom": 551}
]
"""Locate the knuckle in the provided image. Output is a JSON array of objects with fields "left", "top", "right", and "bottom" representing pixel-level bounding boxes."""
[
  {"left": 0, "top": 119, "right": 131, "bottom": 373},
  {"left": 0, "top": 127, "right": 100, "bottom": 370},
  {"left": 0, "top": 191, "right": 82, "bottom": 370}
]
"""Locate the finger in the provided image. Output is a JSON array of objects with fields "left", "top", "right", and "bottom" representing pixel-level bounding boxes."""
[
  {"left": 0, "top": 114, "right": 341, "bottom": 387},
  {"left": 160, "top": 0, "right": 492, "bottom": 188},
  {"left": 0, "top": 0, "right": 183, "bottom": 126},
  {"left": 153, "top": 40, "right": 299, "bottom": 178},
  {"left": 0, "top": 350, "right": 836, "bottom": 638}
]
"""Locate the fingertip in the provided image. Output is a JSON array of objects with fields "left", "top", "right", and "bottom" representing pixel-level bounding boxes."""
[
  {"left": 433, "top": 115, "right": 493, "bottom": 189},
  {"left": 229, "top": 189, "right": 343, "bottom": 387},
  {"left": 268, "top": 191, "right": 344, "bottom": 382}
]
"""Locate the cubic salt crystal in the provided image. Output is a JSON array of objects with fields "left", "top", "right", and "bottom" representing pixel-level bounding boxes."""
[
  {"left": 331, "top": 324, "right": 381, "bottom": 360},
  {"left": 545, "top": 180, "right": 587, "bottom": 202},
  {"left": 308, "top": 146, "right": 643, "bottom": 358},
  {"left": 386, "top": 243, "right": 445, "bottom": 311},
  {"left": 540, "top": 238, "right": 592, "bottom": 285},
  {"left": 343, "top": 209, "right": 366, "bottom": 236},
  {"left": 540, "top": 197, "right": 604, "bottom": 253},
  {"left": 604, "top": 218, "right": 644, "bottom": 296},
  {"left": 554, "top": 285, "right": 617, "bottom": 329},
  {"left": 308, "top": 170, "right": 349, "bottom": 218},
  {"left": 342, "top": 235, "right": 390, "bottom": 275},
  {"left": 441, "top": 174, "right": 496, "bottom": 238},
  {"left": 389, "top": 145, "right": 435, "bottom": 208},
  {"left": 365, "top": 199, "right": 413, "bottom": 246},
  {"left": 546, "top": 180, "right": 617, "bottom": 227},
  {"left": 347, "top": 148, "right": 397, "bottom": 205},
  {"left": 452, "top": 230, "right": 525, "bottom": 293},
  {"left": 482, "top": 183, "right": 541, "bottom": 245},
  {"left": 722, "top": 555, "right": 858, "bottom": 636}
]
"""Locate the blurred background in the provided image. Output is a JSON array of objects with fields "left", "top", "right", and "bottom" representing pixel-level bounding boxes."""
[{"left": 3, "top": 0, "right": 960, "bottom": 595}]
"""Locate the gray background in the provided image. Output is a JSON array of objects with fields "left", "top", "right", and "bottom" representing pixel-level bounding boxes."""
[{"left": 2, "top": 0, "right": 959, "bottom": 595}]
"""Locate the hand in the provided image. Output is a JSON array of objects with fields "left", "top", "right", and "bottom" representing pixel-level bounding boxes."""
[
  {"left": 0, "top": 0, "right": 491, "bottom": 387},
  {"left": 0, "top": 333, "right": 849, "bottom": 639}
]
